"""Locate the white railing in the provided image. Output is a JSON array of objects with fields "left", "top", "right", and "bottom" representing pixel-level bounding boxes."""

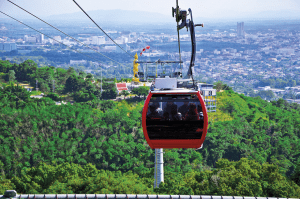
[{"left": 1, "top": 190, "right": 299, "bottom": 199}]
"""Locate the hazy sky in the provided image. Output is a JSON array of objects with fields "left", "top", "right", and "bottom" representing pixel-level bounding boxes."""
[{"left": 0, "top": 0, "right": 300, "bottom": 19}]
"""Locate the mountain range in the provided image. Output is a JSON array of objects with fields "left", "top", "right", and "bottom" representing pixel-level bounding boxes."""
[{"left": 42, "top": 9, "right": 300, "bottom": 24}]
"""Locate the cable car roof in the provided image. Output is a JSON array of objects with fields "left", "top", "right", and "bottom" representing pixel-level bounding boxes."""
[{"left": 150, "top": 88, "right": 198, "bottom": 94}]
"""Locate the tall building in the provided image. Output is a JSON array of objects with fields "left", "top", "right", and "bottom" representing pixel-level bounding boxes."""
[
  {"left": 24, "top": 35, "right": 28, "bottom": 42},
  {"left": 237, "top": 22, "right": 245, "bottom": 38},
  {"left": 37, "top": 34, "right": 44, "bottom": 43}
]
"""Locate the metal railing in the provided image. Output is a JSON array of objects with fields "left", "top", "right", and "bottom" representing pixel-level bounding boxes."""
[{"left": 1, "top": 190, "right": 299, "bottom": 199}]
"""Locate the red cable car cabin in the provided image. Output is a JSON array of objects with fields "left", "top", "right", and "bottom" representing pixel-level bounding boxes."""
[{"left": 142, "top": 89, "right": 208, "bottom": 149}]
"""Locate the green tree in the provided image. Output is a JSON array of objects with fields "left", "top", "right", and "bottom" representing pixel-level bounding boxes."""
[
  {"left": 120, "top": 90, "right": 130, "bottom": 99},
  {"left": 8, "top": 70, "right": 16, "bottom": 82},
  {"left": 101, "top": 87, "right": 117, "bottom": 100},
  {"left": 102, "top": 82, "right": 115, "bottom": 90},
  {"left": 86, "top": 73, "right": 93, "bottom": 79},
  {"left": 131, "top": 86, "right": 149, "bottom": 98},
  {"left": 78, "top": 71, "right": 87, "bottom": 79},
  {"left": 46, "top": 92, "right": 61, "bottom": 101},
  {"left": 291, "top": 161, "right": 300, "bottom": 187},
  {"left": 10, "top": 161, "right": 154, "bottom": 194},
  {"left": 213, "top": 81, "right": 224, "bottom": 92},
  {"left": 64, "top": 74, "right": 80, "bottom": 94}
]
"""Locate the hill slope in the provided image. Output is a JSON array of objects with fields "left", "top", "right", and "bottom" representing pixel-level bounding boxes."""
[{"left": 0, "top": 60, "right": 300, "bottom": 196}]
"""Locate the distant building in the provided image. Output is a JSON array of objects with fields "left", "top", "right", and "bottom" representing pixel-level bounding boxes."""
[
  {"left": 197, "top": 83, "right": 217, "bottom": 112},
  {"left": 116, "top": 44, "right": 130, "bottom": 53},
  {"left": 237, "top": 22, "right": 245, "bottom": 38},
  {"left": 277, "top": 48, "right": 295, "bottom": 55},
  {"left": 91, "top": 36, "right": 98, "bottom": 45},
  {"left": 25, "top": 36, "right": 37, "bottom": 43},
  {"left": 115, "top": 83, "right": 128, "bottom": 95},
  {"left": 98, "top": 36, "right": 105, "bottom": 45},
  {"left": 24, "top": 35, "right": 28, "bottom": 42},
  {"left": 0, "top": 42, "right": 17, "bottom": 51},
  {"left": 37, "top": 34, "right": 44, "bottom": 43},
  {"left": 70, "top": 60, "right": 87, "bottom": 65},
  {"left": 104, "top": 46, "right": 117, "bottom": 51},
  {"left": 52, "top": 36, "right": 62, "bottom": 44},
  {"left": 90, "top": 36, "right": 106, "bottom": 45}
]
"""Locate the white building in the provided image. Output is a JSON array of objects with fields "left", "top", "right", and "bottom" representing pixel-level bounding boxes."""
[
  {"left": 0, "top": 43, "right": 17, "bottom": 51},
  {"left": 37, "top": 34, "right": 44, "bottom": 43},
  {"left": 52, "top": 36, "right": 62, "bottom": 44},
  {"left": 104, "top": 46, "right": 117, "bottom": 51},
  {"left": 98, "top": 36, "right": 105, "bottom": 45},
  {"left": 277, "top": 48, "right": 295, "bottom": 55},
  {"left": 90, "top": 36, "right": 98, "bottom": 45},
  {"left": 70, "top": 60, "right": 87, "bottom": 65},
  {"left": 25, "top": 36, "right": 37, "bottom": 43}
]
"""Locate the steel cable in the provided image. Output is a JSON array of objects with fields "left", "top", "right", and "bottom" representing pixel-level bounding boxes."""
[
  {"left": 0, "top": 10, "right": 109, "bottom": 74},
  {"left": 73, "top": 0, "right": 135, "bottom": 59},
  {"left": 7, "top": 0, "right": 125, "bottom": 67}
]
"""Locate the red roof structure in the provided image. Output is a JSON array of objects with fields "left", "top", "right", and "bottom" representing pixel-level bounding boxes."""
[{"left": 116, "top": 83, "right": 128, "bottom": 93}]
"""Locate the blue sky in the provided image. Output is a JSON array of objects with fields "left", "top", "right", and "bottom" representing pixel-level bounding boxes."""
[{"left": 0, "top": 0, "right": 300, "bottom": 19}]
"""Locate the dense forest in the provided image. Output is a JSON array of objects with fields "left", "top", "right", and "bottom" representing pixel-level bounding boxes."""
[{"left": 0, "top": 60, "right": 300, "bottom": 197}]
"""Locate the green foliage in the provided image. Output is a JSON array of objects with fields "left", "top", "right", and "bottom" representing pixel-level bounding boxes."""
[
  {"left": 254, "top": 90, "right": 276, "bottom": 101},
  {"left": 120, "top": 90, "right": 130, "bottom": 99},
  {"left": 291, "top": 161, "right": 300, "bottom": 187},
  {"left": 46, "top": 92, "right": 61, "bottom": 101},
  {"left": 0, "top": 60, "right": 300, "bottom": 196},
  {"left": 4, "top": 158, "right": 300, "bottom": 197},
  {"left": 11, "top": 162, "right": 154, "bottom": 194},
  {"left": 255, "top": 77, "right": 297, "bottom": 89},
  {"left": 101, "top": 87, "right": 117, "bottom": 99},
  {"left": 64, "top": 74, "right": 80, "bottom": 94},
  {"left": 204, "top": 90, "right": 300, "bottom": 178},
  {"left": 102, "top": 82, "right": 115, "bottom": 90},
  {"left": 0, "top": 82, "right": 31, "bottom": 109},
  {"left": 8, "top": 70, "right": 16, "bottom": 82},
  {"left": 187, "top": 158, "right": 300, "bottom": 197},
  {"left": 73, "top": 89, "right": 97, "bottom": 102},
  {"left": 131, "top": 86, "right": 149, "bottom": 98},
  {"left": 213, "top": 81, "right": 232, "bottom": 92}
]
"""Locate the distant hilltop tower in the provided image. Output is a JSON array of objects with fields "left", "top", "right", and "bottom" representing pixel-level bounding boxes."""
[{"left": 237, "top": 22, "right": 245, "bottom": 38}]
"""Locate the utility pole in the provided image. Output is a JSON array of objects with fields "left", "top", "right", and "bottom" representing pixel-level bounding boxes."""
[
  {"left": 52, "top": 80, "right": 55, "bottom": 93},
  {"left": 101, "top": 65, "right": 102, "bottom": 94},
  {"left": 36, "top": 79, "right": 38, "bottom": 91}
]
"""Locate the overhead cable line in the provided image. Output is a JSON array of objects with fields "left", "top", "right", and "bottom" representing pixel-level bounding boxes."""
[
  {"left": 0, "top": 10, "right": 110, "bottom": 71},
  {"left": 72, "top": 0, "right": 135, "bottom": 59},
  {"left": 0, "top": 10, "right": 108, "bottom": 93},
  {"left": 7, "top": 0, "right": 125, "bottom": 67}
]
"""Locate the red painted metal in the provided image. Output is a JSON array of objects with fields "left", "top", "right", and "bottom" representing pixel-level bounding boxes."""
[{"left": 142, "top": 91, "right": 208, "bottom": 149}]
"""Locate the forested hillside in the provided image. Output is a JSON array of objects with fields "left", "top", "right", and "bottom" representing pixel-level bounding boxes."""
[{"left": 0, "top": 60, "right": 300, "bottom": 197}]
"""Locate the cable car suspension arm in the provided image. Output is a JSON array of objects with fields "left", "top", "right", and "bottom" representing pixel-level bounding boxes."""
[{"left": 172, "top": 2, "right": 203, "bottom": 82}]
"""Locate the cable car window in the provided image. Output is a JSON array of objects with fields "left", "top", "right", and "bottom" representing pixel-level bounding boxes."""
[{"left": 146, "top": 94, "right": 204, "bottom": 140}]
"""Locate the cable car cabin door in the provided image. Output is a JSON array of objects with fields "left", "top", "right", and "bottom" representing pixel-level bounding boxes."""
[{"left": 142, "top": 91, "right": 208, "bottom": 149}]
